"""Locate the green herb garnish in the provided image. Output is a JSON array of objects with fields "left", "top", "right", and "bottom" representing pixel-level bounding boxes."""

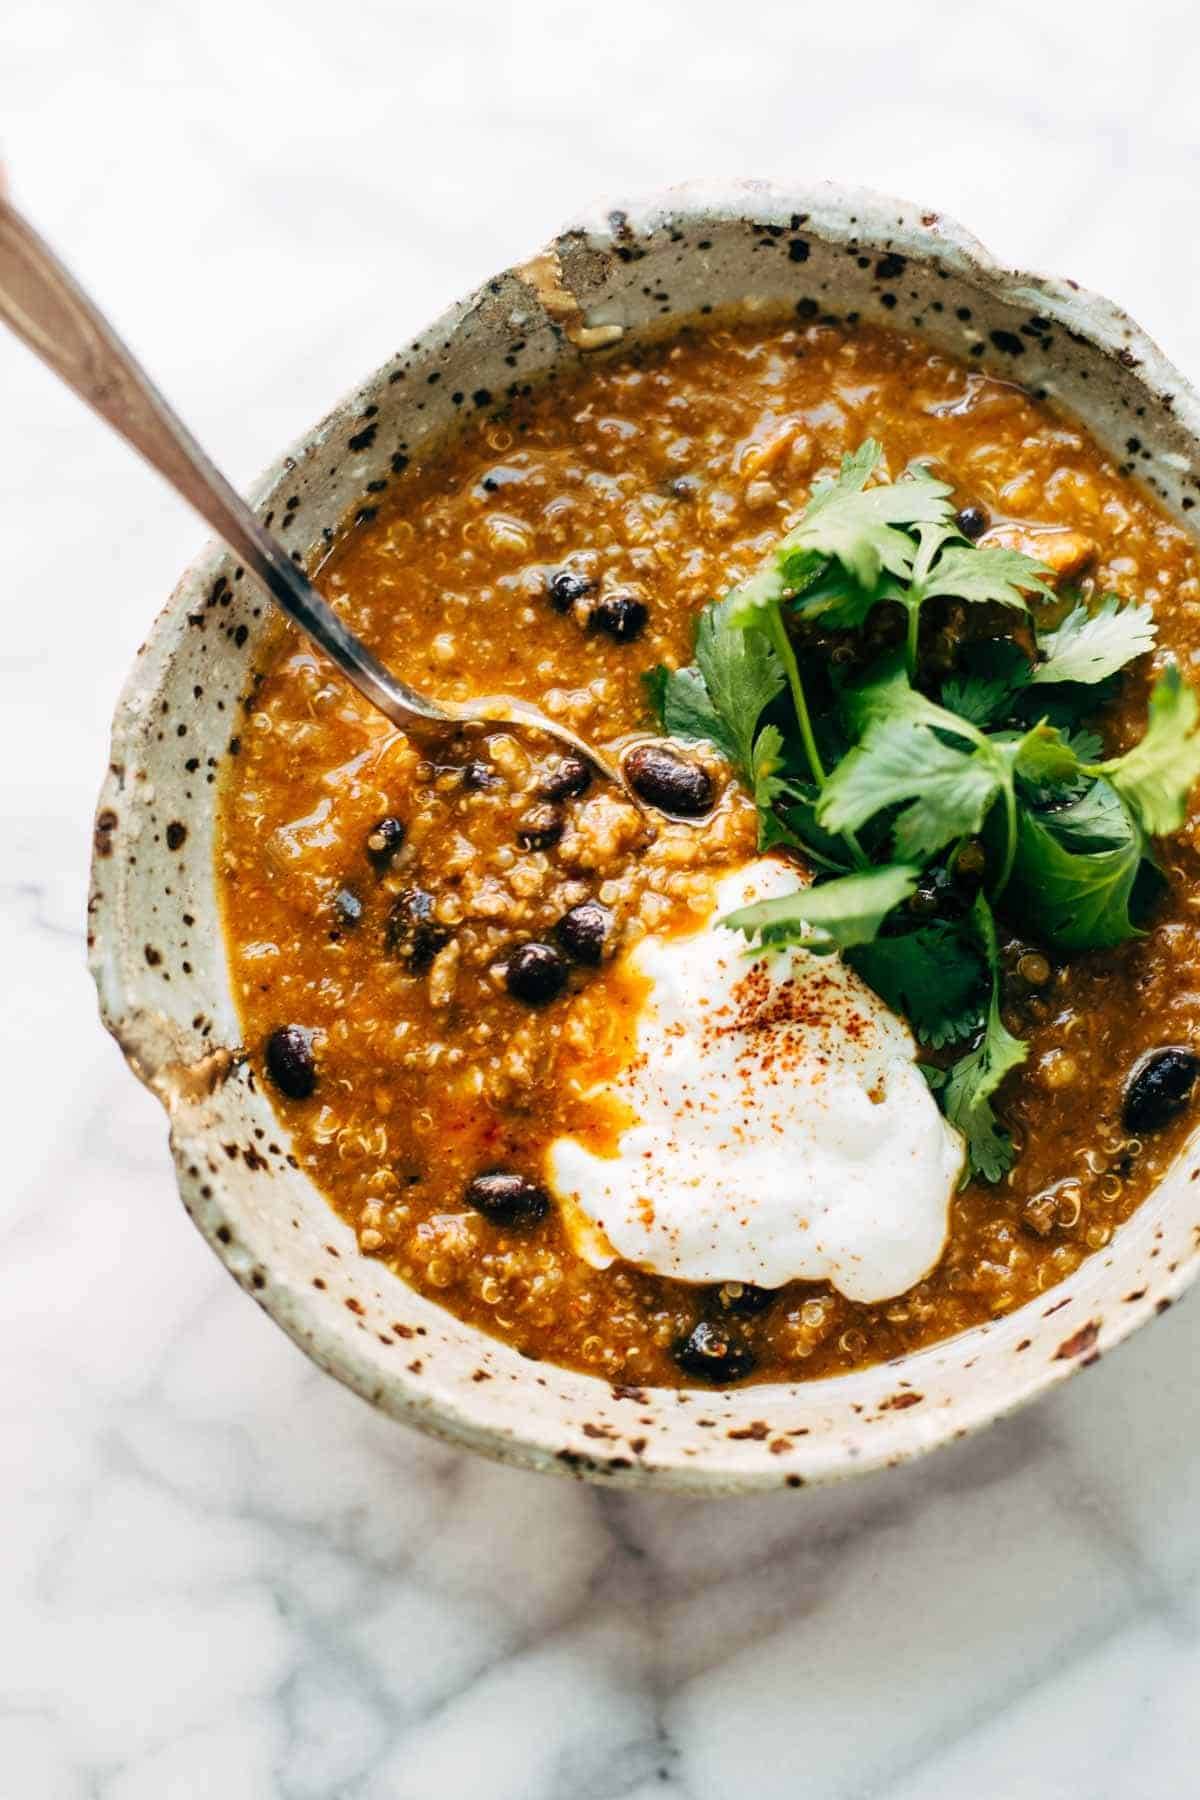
[
  {"left": 931, "top": 895, "right": 1029, "bottom": 1183},
  {"left": 645, "top": 441, "right": 1198, "bottom": 1182},
  {"left": 1096, "top": 662, "right": 1200, "bottom": 833},
  {"left": 848, "top": 921, "right": 987, "bottom": 1050},
  {"left": 1032, "top": 595, "right": 1157, "bottom": 687},
  {"left": 1007, "top": 781, "right": 1147, "bottom": 951},
  {"left": 721, "top": 863, "right": 921, "bottom": 953}
]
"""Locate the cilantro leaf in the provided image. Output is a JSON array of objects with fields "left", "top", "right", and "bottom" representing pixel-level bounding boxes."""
[
  {"left": 942, "top": 1047, "right": 1022, "bottom": 1184},
  {"left": 918, "top": 542, "right": 1055, "bottom": 610},
  {"left": 941, "top": 673, "right": 1011, "bottom": 728},
  {"left": 1039, "top": 777, "right": 1131, "bottom": 850},
  {"left": 750, "top": 723, "right": 784, "bottom": 804},
  {"left": 720, "top": 863, "right": 919, "bottom": 953},
  {"left": 1066, "top": 727, "right": 1104, "bottom": 764},
  {"left": 849, "top": 922, "right": 987, "bottom": 1049},
  {"left": 748, "top": 724, "right": 797, "bottom": 855},
  {"left": 819, "top": 718, "right": 1003, "bottom": 861},
  {"left": 1033, "top": 596, "right": 1157, "bottom": 686},
  {"left": 821, "top": 437, "right": 879, "bottom": 491},
  {"left": 1096, "top": 664, "right": 1200, "bottom": 835},
  {"left": 941, "top": 639, "right": 1031, "bottom": 727},
  {"left": 1007, "top": 780, "right": 1147, "bottom": 950},
  {"left": 789, "top": 564, "right": 896, "bottom": 630},
  {"left": 938, "top": 895, "right": 1028, "bottom": 1183},
  {"left": 645, "top": 662, "right": 729, "bottom": 754},
  {"left": 1011, "top": 723, "right": 1087, "bottom": 792},
  {"left": 727, "top": 440, "right": 954, "bottom": 625},
  {"left": 694, "top": 598, "right": 785, "bottom": 778},
  {"left": 756, "top": 799, "right": 803, "bottom": 857},
  {"left": 822, "top": 661, "right": 1004, "bottom": 860},
  {"left": 1010, "top": 722, "right": 1097, "bottom": 804},
  {"left": 790, "top": 449, "right": 954, "bottom": 590},
  {"left": 641, "top": 598, "right": 784, "bottom": 781},
  {"left": 842, "top": 651, "right": 978, "bottom": 740}
]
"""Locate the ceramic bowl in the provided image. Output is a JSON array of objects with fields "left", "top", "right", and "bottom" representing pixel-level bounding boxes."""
[{"left": 89, "top": 180, "right": 1200, "bottom": 1491}]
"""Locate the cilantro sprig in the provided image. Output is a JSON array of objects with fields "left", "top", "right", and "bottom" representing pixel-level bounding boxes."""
[
  {"left": 927, "top": 896, "right": 1029, "bottom": 1183},
  {"left": 722, "top": 863, "right": 920, "bottom": 953},
  {"left": 645, "top": 440, "right": 1200, "bottom": 1182}
]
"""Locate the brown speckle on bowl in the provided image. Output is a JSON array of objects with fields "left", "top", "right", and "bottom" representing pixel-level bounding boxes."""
[
  {"left": 1054, "top": 1321, "right": 1101, "bottom": 1360},
  {"left": 94, "top": 808, "right": 118, "bottom": 856}
]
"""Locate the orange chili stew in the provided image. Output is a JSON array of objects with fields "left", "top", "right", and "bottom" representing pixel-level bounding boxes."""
[{"left": 218, "top": 316, "right": 1200, "bottom": 1387}]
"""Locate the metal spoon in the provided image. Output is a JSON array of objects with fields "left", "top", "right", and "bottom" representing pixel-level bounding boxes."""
[{"left": 0, "top": 194, "right": 622, "bottom": 783}]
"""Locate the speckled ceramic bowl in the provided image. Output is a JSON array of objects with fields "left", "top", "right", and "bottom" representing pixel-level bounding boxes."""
[{"left": 89, "top": 181, "right": 1200, "bottom": 1491}]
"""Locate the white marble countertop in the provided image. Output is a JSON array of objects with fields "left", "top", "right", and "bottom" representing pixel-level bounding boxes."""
[{"left": 5, "top": 1, "right": 1200, "bottom": 1793}]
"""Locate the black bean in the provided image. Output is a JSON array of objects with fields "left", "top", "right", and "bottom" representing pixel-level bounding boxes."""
[
  {"left": 516, "top": 804, "right": 565, "bottom": 851},
  {"left": 538, "top": 754, "right": 592, "bottom": 802},
  {"left": 547, "top": 568, "right": 594, "bottom": 613},
  {"left": 715, "top": 1281, "right": 775, "bottom": 1317},
  {"left": 955, "top": 504, "right": 989, "bottom": 540},
  {"left": 669, "top": 475, "right": 700, "bottom": 500},
  {"left": 673, "top": 1320, "right": 757, "bottom": 1384},
  {"left": 333, "top": 887, "right": 363, "bottom": 928},
  {"left": 464, "top": 1173, "right": 550, "bottom": 1231},
  {"left": 461, "top": 759, "right": 499, "bottom": 791},
  {"left": 592, "top": 592, "right": 648, "bottom": 642},
  {"left": 386, "top": 888, "right": 450, "bottom": 972},
  {"left": 506, "top": 941, "right": 569, "bottom": 1005},
  {"left": 556, "top": 900, "right": 612, "bottom": 966},
  {"left": 265, "top": 1025, "right": 316, "bottom": 1100},
  {"left": 1123, "top": 1047, "right": 1200, "bottom": 1133},
  {"left": 366, "top": 816, "right": 405, "bottom": 870},
  {"left": 624, "top": 742, "right": 715, "bottom": 817},
  {"left": 464, "top": 1169, "right": 551, "bottom": 1229}
]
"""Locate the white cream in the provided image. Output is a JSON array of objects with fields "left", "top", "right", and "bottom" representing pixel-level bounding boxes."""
[{"left": 546, "top": 859, "right": 964, "bottom": 1303}]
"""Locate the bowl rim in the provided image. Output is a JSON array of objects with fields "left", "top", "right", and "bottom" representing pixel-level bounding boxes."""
[{"left": 89, "top": 178, "right": 1200, "bottom": 1490}]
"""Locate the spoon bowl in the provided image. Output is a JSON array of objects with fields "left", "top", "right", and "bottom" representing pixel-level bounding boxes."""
[{"left": 432, "top": 691, "right": 626, "bottom": 786}]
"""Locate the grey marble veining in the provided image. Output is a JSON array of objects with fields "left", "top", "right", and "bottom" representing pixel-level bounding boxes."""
[{"left": 4, "top": 1, "right": 1200, "bottom": 1793}]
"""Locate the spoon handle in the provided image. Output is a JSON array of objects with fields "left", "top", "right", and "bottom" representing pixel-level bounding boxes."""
[{"left": 0, "top": 195, "right": 453, "bottom": 734}]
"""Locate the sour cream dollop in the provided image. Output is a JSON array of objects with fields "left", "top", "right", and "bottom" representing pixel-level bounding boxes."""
[{"left": 546, "top": 859, "right": 964, "bottom": 1303}]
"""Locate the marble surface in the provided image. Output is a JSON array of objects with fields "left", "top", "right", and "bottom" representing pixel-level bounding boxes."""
[{"left": 5, "top": 0, "right": 1200, "bottom": 1793}]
